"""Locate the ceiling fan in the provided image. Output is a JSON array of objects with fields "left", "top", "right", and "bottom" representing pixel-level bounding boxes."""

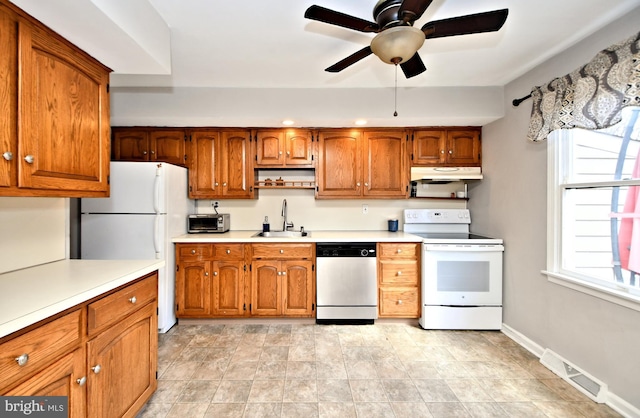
[{"left": 304, "top": 0, "right": 509, "bottom": 78}]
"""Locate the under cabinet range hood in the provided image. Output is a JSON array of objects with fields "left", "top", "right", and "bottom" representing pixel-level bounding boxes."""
[{"left": 411, "top": 166, "right": 483, "bottom": 182}]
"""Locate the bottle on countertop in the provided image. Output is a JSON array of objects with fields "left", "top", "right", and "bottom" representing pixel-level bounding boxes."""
[{"left": 263, "top": 216, "right": 270, "bottom": 232}]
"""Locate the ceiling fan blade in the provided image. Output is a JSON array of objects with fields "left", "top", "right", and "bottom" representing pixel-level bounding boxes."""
[
  {"left": 325, "top": 46, "right": 373, "bottom": 73},
  {"left": 305, "top": 5, "right": 379, "bottom": 33},
  {"left": 400, "top": 53, "right": 426, "bottom": 78},
  {"left": 422, "top": 9, "right": 508, "bottom": 39},
  {"left": 398, "top": 0, "right": 433, "bottom": 23}
]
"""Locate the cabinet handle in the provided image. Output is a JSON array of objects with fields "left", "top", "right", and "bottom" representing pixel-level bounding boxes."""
[
  {"left": 76, "top": 376, "right": 87, "bottom": 386},
  {"left": 213, "top": 272, "right": 218, "bottom": 276},
  {"left": 279, "top": 151, "right": 283, "bottom": 155},
  {"left": 356, "top": 182, "right": 361, "bottom": 187},
  {"left": 205, "top": 271, "right": 209, "bottom": 276},
  {"left": 226, "top": 249, "right": 231, "bottom": 254},
  {"left": 223, "top": 182, "right": 227, "bottom": 186},
  {"left": 280, "top": 249, "right": 284, "bottom": 254},
  {"left": 396, "top": 249, "right": 402, "bottom": 254},
  {"left": 277, "top": 271, "right": 282, "bottom": 276},
  {"left": 449, "top": 150, "right": 453, "bottom": 154},
  {"left": 2, "top": 152, "right": 12, "bottom": 161},
  {"left": 129, "top": 296, "right": 137, "bottom": 304},
  {"left": 91, "top": 364, "right": 101, "bottom": 374},
  {"left": 441, "top": 150, "right": 445, "bottom": 154},
  {"left": 15, "top": 353, "right": 29, "bottom": 366},
  {"left": 286, "top": 151, "right": 290, "bottom": 155},
  {"left": 142, "top": 151, "right": 147, "bottom": 155},
  {"left": 191, "top": 249, "right": 196, "bottom": 254},
  {"left": 397, "top": 299, "right": 403, "bottom": 305},
  {"left": 24, "top": 155, "right": 34, "bottom": 164},
  {"left": 150, "top": 150, "right": 155, "bottom": 155},
  {"left": 215, "top": 182, "right": 219, "bottom": 186},
  {"left": 397, "top": 271, "right": 402, "bottom": 276},
  {"left": 364, "top": 182, "right": 369, "bottom": 187}
]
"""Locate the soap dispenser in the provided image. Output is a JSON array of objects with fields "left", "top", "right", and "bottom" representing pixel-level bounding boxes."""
[{"left": 263, "top": 216, "right": 270, "bottom": 232}]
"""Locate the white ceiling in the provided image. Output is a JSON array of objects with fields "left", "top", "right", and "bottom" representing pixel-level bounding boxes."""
[{"left": 10, "top": 0, "right": 640, "bottom": 90}]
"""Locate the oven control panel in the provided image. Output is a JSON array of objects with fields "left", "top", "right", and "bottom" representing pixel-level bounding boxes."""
[{"left": 404, "top": 209, "right": 471, "bottom": 224}]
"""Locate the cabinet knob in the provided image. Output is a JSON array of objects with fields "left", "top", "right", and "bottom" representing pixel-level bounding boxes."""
[
  {"left": 215, "top": 182, "right": 219, "bottom": 186},
  {"left": 286, "top": 151, "right": 290, "bottom": 155},
  {"left": 441, "top": 150, "right": 445, "bottom": 154},
  {"left": 213, "top": 272, "right": 218, "bottom": 276},
  {"left": 150, "top": 150, "right": 155, "bottom": 155},
  {"left": 24, "top": 155, "right": 34, "bottom": 164},
  {"left": 191, "top": 249, "right": 196, "bottom": 254},
  {"left": 129, "top": 296, "right": 137, "bottom": 304},
  {"left": 280, "top": 249, "right": 284, "bottom": 254},
  {"left": 279, "top": 151, "right": 283, "bottom": 155},
  {"left": 142, "top": 151, "right": 147, "bottom": 155},
  {"left": 223, "top": 182, "right": 227, "bottom": 186},
  {"left": 226, "top": 249, "right": 231, "bottom": 254},
  {"left": 91, "top": 364, "right": 101, "bottom": 374},
  {"left": 397, "top": 300, "right": 403, "bottom": 305},
  {"left": 356, "top": 182, "right": 361, "bottom": 187},
  {"left": 2, "top": 152, "right": 12, "bottom": 161},
  {"left": 76, "top": 376, "right": 87, "bottom": 386},
  {"left": 449, "top": 150, "right": 453, "bottom": 154},
  {"left": 397, "top": 271, "right": 402, "bottom": 276},
  {"left": 364, "top": 182, "right": 369, "bottom": 187},
  {"left": 396, "top": 249, "right": 402, "bottom": 254},
  {"left": 205, "top": 271, "right": 209, "bottom": 276},
  {"left": 15, "top": 353, "right": 29, "bottom": 366}
]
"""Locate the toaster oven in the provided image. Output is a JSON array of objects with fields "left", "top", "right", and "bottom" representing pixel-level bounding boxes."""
[{"left": 188, "top": 214, "right": 230, "bottom": 233}]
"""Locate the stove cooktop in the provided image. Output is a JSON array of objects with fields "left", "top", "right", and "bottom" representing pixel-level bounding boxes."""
[{"left": 411, "top": 232, "right": 503, "bottom": 245}]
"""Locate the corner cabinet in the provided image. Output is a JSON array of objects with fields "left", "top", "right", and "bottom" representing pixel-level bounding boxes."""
[
  {"left": 111, "top": 128, "right": 187, "bottom": 167},
  {"left": 317, "top": 129, "right": 408, "bottom": 199},
  {"left": 0, "top": 272, "right": 158, "bottom": 418},
  {"left": 0, "top": 1, "right": 111, "bottom": 197},
  {"left": 188, "top": 129, "right": 256, "bottom": 199},
  {"left": 412, "top": 128, "right": 481, "bottom": 167}
]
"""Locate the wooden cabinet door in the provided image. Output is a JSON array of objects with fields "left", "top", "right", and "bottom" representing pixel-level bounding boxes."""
[
  {"left": 447, "top": 130, "right": 481, "bottom": 165},
  {"left": 285, "top": 129, "right": 313, "bottom": 167},
  {"left": 18, "top": 21, "right": 109, "bottom": 194},
  {"left": 282, "top": 260, "right": 314, "bottom": 316},
  {"left": 363, "top": 130, "right": 407, "bottom": 198},
  {"left": 151, "top": 130, "right": 186, "bottom": 166},
  {"left": 87, "top": 303, "right": 157, "bottom": 418},
  {"left": 251, "top": 260, "right": 281, "bottom": 316},
  {"left": 317, "top": 130, "right": 362, "bottom": 197},
  {"left": 221, "top": 130, "right": 253, "bottom": 198},
  {"left": 412, "top": 129, "right": 446, "bottom": 165},
  {"left": 189, "top": 130, "right": 220, "bottom": 199},
  {"left": 0, "top": 5, "right": 17, "bottom": 189},
  {"left": 255, "top": 130, "right": 285, "bottom": 166},
  {"left": 112, "top": 130, "right": 149, "bottom": 162},
  {"left": 212, "top": 260, "right": 245, "bottom": 316},
  {"left": 4, "top": 348, "right": 86, "bottom": 418},
  {"left": 176, "top": 259, "right": 212, "bottom": 317}
]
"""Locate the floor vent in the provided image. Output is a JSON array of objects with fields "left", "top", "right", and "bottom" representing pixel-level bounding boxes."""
[{"left": 540, "top": 349, "right": 607, "bottom": 403}]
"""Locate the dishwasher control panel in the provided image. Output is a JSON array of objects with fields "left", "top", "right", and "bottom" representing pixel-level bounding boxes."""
[{"left": 316, "top": 243, "right": 376, "bottom": 257}]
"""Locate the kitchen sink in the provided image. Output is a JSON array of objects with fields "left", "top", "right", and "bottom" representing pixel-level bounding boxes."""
[{"left": 252, "top": 230, "right": 311, "bottom": 238}]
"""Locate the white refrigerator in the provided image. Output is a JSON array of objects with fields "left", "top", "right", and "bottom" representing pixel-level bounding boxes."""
[{"left": 81, "top": 161, "right": 194, "bottom": 333}]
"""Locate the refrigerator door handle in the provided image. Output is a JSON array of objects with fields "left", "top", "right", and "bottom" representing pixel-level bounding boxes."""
[
  {"left": 153, "top": 214, "right": 161, "bottom": 259},
  {"left": 153, "top": 165, "right": 161, "bottom": 214}
]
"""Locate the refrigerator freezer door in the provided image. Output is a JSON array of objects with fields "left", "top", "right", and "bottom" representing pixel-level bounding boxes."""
[{"left": 81, "top": 162, "right": 166, "bottom": 214}]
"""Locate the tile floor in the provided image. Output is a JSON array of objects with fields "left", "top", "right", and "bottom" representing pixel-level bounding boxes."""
[{"left": 136, "top": 321, "right": 622, "bottom": 418}]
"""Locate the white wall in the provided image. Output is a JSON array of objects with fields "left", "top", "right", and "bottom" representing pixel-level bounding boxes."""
[
  {"left": 471, "top": 6, "right": 640, "bottom": 411},
  {"left": 0, "top": 197, "right": 67, "bottom": 273}
]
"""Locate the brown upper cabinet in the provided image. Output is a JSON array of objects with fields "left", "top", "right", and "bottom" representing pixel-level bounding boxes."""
[
  {"left": 412, "top": 128, "right": 481, "bottom": 167},
  {"left": 0, "top": 1, "right": 111, "bottom": 197},
  {"left": 188, "top": 129, "right": 255, "bottom": 199},
  {"left": 254, "top": 129, "right": 314, "bottom": 168},
  {"left": 317, "top": 129, "right": 408, "bottom": 199},
  {"left": 112, "top": 128, "right": 187, "bottom": 167}
]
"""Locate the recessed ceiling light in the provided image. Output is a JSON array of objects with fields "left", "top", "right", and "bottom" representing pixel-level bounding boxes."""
[
  {"left": 355, "top": 119, "right": 367, "bottom": 126},
  {"left": 282, "top": 120, "right": 294, "bottom": 126}
]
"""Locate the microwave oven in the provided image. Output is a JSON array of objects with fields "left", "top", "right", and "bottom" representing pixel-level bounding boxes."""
[{"left": 188, "top": 214, "right": 230, "bottom": 233}]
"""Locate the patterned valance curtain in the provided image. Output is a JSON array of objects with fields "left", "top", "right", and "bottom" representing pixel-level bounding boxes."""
[{"left": 526, "top": 31, "right": 640, "bottom": 142}]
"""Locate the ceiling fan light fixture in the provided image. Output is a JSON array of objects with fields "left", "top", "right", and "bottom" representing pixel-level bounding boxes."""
[{"left": 370, "top": 26, "right": 425, "bottom": 64}]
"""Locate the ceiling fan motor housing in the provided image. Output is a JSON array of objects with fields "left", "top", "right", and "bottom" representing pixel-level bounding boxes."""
[{"left": 374, "top": 0, "right": 409, "bottom": 30}]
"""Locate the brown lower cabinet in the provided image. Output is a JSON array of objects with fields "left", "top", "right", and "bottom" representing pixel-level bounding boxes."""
[
  {"left": 0, "top": 272, "right": 158, "bottom": 418},
  {"left": 377, "top": 242, "right": 421, "bottom": 318},
  {"left": 175, "top": 243, "right": 315, "bottom": 318}
]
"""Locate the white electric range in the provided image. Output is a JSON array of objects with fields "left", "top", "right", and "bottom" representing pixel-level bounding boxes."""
[{"left": 404, "top": 209, "right": 504, "bottom": 330}]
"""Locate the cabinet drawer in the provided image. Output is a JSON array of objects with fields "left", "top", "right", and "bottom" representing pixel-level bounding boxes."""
[
  {"left": 0, "top": 309, "right": 82, "bottom": 392},
  {"left": 252, "top": 244, "right": 314, "bottom": 259},
  {"left": 379, "top": 288, "right": 419, "bottom": 317},
  {"left": 87, "top": 274, "right": 158, "bottom": 335},
  {"left": 379, "top": 243, "right": 419, "bottom": 259},
  {"left": 379, "top": 260, "right": 419, "bottom": 285},
  {"left": 212, "top": 244, "right": 245, "bottom": 260},
  {"left": 177, "top": 244, "right": 213, "bottom": 260}
]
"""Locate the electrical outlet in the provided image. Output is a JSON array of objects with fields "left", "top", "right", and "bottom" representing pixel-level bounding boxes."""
[{"left": 362, "top": 204, "right": 368, "bottom": 215}]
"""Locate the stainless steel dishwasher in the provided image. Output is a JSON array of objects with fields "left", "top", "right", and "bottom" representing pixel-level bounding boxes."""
[{"left": 316, "top": 242, "right": 377, "bottom": 324}]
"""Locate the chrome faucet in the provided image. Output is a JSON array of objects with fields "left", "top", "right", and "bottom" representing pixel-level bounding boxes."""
[{"left": 281, "top": 199, "right": 294, "bottom": 231}]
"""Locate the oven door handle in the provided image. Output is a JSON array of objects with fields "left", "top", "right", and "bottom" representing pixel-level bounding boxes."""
[{"left": 424, "top": 244, "right": 504, "bottom": 252}]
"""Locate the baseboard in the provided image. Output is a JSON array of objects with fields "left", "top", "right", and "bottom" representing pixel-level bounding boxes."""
[{"left": 501, "top": 323, "right": 640, "bottom": 418}]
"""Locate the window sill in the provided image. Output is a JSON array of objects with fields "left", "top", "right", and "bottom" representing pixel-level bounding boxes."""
[{"left": 543, "top": 270, "right": 640, "bottom": 312}]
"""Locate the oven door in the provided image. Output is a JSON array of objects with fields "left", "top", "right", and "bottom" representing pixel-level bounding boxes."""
[{"left": 422, "top": 244, "right": 504, "bottom": 306}]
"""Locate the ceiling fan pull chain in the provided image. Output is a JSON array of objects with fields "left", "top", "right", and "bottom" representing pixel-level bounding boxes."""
[{"left": 394, "top": 64, "right": 398, "bottom": 117}]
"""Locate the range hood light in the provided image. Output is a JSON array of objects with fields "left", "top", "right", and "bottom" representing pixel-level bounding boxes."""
[{"left": 410, "top": 166, "right": 483, "bottom": 182}]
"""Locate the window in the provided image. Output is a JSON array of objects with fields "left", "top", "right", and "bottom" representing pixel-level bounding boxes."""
[{"left": 547, "top": 108, "right": 640, "bottom": 306}]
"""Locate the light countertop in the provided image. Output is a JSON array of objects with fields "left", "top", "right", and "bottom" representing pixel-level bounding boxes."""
[
  {"left": 173, "top": 230, "right": 423, "bottom": 243},
  {"left": 0, "top": 259, "right": 164, "bottom": 339}
]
